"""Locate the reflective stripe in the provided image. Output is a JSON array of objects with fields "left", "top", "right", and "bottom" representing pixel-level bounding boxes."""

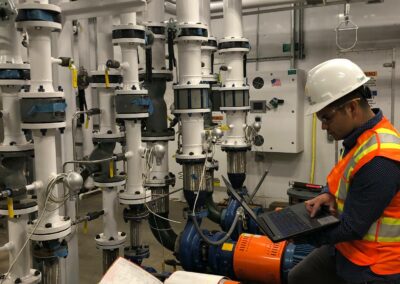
[
  {"left": 364, "top": 218, "right": 400, "bottom": 242},
  {"left": 355, "top": 142, "right": 400, "bottom": 163},
  {"left": 354, "top": 132, "right": 400, "bottom": 160}
]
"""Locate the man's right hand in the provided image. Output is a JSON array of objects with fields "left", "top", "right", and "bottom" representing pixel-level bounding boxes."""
[{"left": 305, "top": 193, "right": 337, "bottom": 218}]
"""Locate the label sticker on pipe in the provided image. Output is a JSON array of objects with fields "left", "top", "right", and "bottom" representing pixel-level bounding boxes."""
[{"left": 222, "top": 243, "right": 234, "bottom": 251}]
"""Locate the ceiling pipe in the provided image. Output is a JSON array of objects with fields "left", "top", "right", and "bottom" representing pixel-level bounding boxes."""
[{"left": 165, "top": 0, "right": 373, "bottom": 16}]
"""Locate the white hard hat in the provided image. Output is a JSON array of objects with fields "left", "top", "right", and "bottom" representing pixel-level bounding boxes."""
[{"left": 305, "top": 58, "right": 370, "bottom": 115}]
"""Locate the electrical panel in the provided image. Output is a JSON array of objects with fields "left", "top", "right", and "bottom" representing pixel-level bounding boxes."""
[{"left": 247, "top": 69, "right": 305, "bottom": 153}]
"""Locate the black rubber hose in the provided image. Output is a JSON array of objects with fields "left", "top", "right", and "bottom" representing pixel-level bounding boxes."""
[
  {"left": 146, "top": 47, "right": 152, "bottom": 82},
  {"left": 205, "top": 192, "right": 222, "bottom": 224},
  {"left": 148, "top": 212, "right": 177, "bottom": 252}
]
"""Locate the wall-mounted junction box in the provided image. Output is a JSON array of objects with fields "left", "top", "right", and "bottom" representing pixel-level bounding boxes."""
[{"left": 247, "top": 69, "right": 305, "bottom": 153}]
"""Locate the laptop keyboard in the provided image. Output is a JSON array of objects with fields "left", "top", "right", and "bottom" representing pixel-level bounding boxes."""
[{"left": 268, "top": 208, "right": 312, "bottom": 236}]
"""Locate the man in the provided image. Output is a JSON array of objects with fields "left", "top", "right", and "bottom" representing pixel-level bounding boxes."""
[{"left": 288, "top": 58, "right": 400, "bottom": 284}]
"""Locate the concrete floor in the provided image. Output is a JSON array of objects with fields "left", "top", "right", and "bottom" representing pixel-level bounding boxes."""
[{"left": 0, "top": 194, "right": 219, "bottom": 283}]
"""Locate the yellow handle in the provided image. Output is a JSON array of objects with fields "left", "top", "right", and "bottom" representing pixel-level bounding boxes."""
[
  {"left": 220, "top": 124, "right": 230, "bottom": 131},
  {"left": 109, "top": 160, "right": 114, "bottom": 178},
  {"left": 7, "top": 198, "right": 14, "bottom": 218},
  {"left": 71, "top": 68, "right": 78, "bottom": 89},
  {"left": 83, "top": 220, "right": 88, "bottom": 234},
  {"left": 105, "top": 68, "right": 110, "bottom": 88},
  {"left": 85, "top": 115, "right": 89, "bottom": 129}
]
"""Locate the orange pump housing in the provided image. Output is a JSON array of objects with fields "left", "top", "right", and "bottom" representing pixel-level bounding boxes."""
[{"left": 233, "top": 234, "right": 287, "bottom": 284}]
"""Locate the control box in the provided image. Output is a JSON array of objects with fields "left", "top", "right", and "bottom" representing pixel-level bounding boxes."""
[{"left": 247, "top": 69, "right": 305, "bottom": 153}]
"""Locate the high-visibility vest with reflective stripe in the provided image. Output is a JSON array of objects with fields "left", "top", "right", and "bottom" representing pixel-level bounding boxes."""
[{"left": 327, "top": 116, "right": 400, "bottom": 275}]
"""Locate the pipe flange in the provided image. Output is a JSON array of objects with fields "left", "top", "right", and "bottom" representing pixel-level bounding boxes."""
[
  {"left": 21, "top": 121, "right": 66, "bottom": 130},
  {"left": 218, "top": 38, "right": 250, "bottom": 54},
  {"left": 93, "top": 175, "right": 126, "bottom": 188},
  {"left": 90, "top": 70, "right": 122, "bottom": 89},
  {"left": 124, "top": 245, "right": 150, "bottom": 263},
  {"left": 0, "top": 268, "right": 42, "bottom": 284},
  {"left": 112, "top": 25, "right": 146, "bottom": 45},
  {"left": 201, "top": 37, "right": 218, "bottom": 51},
  {"left": 0, "top": 200, "right": 37, "bottom": 216},
  {"left": 115, "top": 92, "right": 151, "bottom": 117},
  {"left": 95, "top": 232, "right": 126, "bottom": 250},
  {"left": 119, "top": 190, "right": 151, "bottom": 205},
  {"left": 0, "top": 144, "right": 34, "bottom": 152},
  {"left": 145, "top": 23, "right": 166, "bottom": 39},
  {"left": 28, "top": 216, "right": 71, "bottom": 241},
  {"left": 175, "top": 155, "right": 206, "bottom": 164},
  {"left": 201, "top": 74, "right": 218, "bottom": 84},
  {"left": 92, "top": 132, "right": 125, "bottom": 141},
  {"left": 175, "top": 23, "right": 208, "bottom": 42},
  {"left": 19, "top": 91, "right": 64, "bottom": 99},
  {"left": 213, "top": 86, "right": 250, "bottom": 109},
  {"left": 173, "top": 83, "right": 210, "bottom": 111},
  {"left": 0, "top": 64, "right": 30, "bottom": 86},
  {"left": 20, "top": 97, "right": 66, "bottom": 124},
  {"left": 15, "top": 3, "right": 62, "bottom": 31},
  {"left": 221, "top": 144, "right": 251, "bottom": 151}
]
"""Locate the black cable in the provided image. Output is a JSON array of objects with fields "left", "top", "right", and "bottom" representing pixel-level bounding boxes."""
[
  {"left": 167, "top": 28, "right": 176, "bottom": 71},
  {"left": 146, "top": 47, "right": 153, "bottom": 82}
]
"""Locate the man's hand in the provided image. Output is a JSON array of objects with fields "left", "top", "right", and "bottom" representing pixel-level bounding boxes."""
[{"left": 305, "top": 193, "right": 337, "bottom": 218}]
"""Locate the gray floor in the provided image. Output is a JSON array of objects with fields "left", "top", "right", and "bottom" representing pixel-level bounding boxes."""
[{"left": 0, "top": 194, "right": 219, "bottom": 283}]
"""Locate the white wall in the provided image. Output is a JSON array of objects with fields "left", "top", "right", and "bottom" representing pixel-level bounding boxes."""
[{"left": 164, "top": 0, "right": 400, "bottom": 205}]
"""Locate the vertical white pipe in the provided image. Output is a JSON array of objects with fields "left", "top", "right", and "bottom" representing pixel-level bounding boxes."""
[
  {"left": 8, "top": 215, "right": 32, "bottom": 279},
  {"left": 33, "top": 130, "right": 59, "bottom": 223},
  {"left": 79, "top": 19, "right": 94, "bottom": 157},
  {"left": 96, "top": 16, "right": 113, "bottom": 70},
  {"left": 201, "top": 0, "right": 212, "bottom": 34},
  {"left": 177, "top": 42, "right": 203, "bottom": 85},
  {"left": 147, "top": 0, "right": 164, "bottom": 22},
  {"left": 1, "top": 90, "right": 27, "bottom": 145},
  {"left": 181, "top": 114, "right": 204, "bottom": 155},
  {"left": 224, "top": 53, "right": 245, "bottom": 86},
  {"left": 176, "top": 0, "right": 201, "bottom": 24},
  {"left": 120, "top": 13, "right": 136, "bottom": 25},
  {"left": 125, "top": 121, "right": 144, "bottom": 195},
  {"left": 0, "top": 16, "right": 22, "bottom": 64},
  {"left": 223, "top": 0, "right": 243, "bottom": 38},
  {"left": 98, "top": 89, "right": 117, "bottom": 134},
  {"left": 28, "top": 29, "right": 54, "bottom": 92},
  {"left": 103, "top": 188, "right": 118, "bottom": 239},
  {"left": 120, "top": 46, "right": 140, "bottom": 89}
]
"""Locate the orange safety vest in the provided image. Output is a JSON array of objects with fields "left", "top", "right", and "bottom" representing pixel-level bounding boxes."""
[{"left": 327, "top": 116, "right": 400, "bottom": 275}]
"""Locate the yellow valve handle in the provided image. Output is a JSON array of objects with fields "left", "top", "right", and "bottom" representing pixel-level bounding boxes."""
[
  {"left": 109, "top": 160, "right": 114, "bottom": 178},
  {"left": 105, "top": 68, "right": 110, "bottom": 88},
  {"left": 85, "top": 115, "right": 90, "bottom": 129},
  {"left": 220, "top": 124, "right": 230, "bottom": 131},
  {"left": 7, "top": 198, "right": 14, "bottom": 218},
  {"left": 217, "top": 73, "right": 222, "bottom": 83},
  {"left": 83, "top": 220, "right": 88, "bottom": 234},
  {"left": 71, "top": 68, "right": 78, "bottom": 89}
]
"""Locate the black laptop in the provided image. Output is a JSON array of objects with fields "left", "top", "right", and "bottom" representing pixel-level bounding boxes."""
[{"left": 222, "top": 176, "right": 340, "bottom": 243}]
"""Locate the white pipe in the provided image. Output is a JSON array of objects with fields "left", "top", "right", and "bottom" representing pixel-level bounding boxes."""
[
  {"left": 1, "top": 89, "right": 28, "bottom": 145},
  {"left": 0, "top": 15, "right": 23, "bottom": 64},
  {"left": 201, "top": 0, "right": 212, "bottom": 35},
  {"left": 146, "top": 0, "right": 165, "bottom": 22},
  {"left": 201, "top": 49, "right": 213, "bottom": 77},
  {"left": 8, "top": 216, "right": 32, "bottom": 279},
  {"left": 181, "top": 114, "right": 205, "bottom": 156},
  {"left": 223, "top": 0, "right": 243, "bottom": 38},
  {"left": 28, "top": 29, "right": 54, "bottom": 92},
  {"left": 125, "top": 121, "right": 145, "bottom": 196},
  {"left": 223, "top": 53, "right": 245, "bottom": 87},
  {"left": 0, "top": 242, "right": 13, "bottom": 252},
  {"left": 33, "top": 130, "right": 60, "bottom": 224},
  {"left": 224, "top": 111, "right": 248, "bottom": 147},
  {"left": 103, "top": 188, "right": 118, "bottom": 239},
  {"left": 98, "top": 89, "right": 118, "bottom": 134},
  {"left": 96, "top": 16, "right": 113, "bottom": 70},
  {"left": 120, "top": 43, "right": 140, "bottom": 89},
  {"left": 176, "top": 0, "right": 201, "bottom": 24},
  {"left": 78, "top": 18, "right": 94, "bottom": 157},
  {"left": 120, "top": 12, "right": 136, "bottom": 25},
  {"left": 152, "top": 39, "right": 167, "bottom": 71},
  {"left": 177, "top": 42, "right": 203, "bottom": 85}
]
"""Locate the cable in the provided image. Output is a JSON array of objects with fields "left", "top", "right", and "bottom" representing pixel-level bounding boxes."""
[
  {"left": 144, "top": 202, "right": 181, "bottom": 224},
  {"left": 0, "top": 174, "right": 66, "bottom": 283},
  {"left": 310, "top": 113, "right": 317, "bottom": 183},
  {"left": 191, "top": 209, "right": 241, "bottom": 246}
]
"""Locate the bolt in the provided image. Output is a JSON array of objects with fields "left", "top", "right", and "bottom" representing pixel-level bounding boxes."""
[
  {"left": 119, "top": 190, "right": 124, "bottom": 194},
  {"left": 45, "top": 223, "right": 52, "bottom": 228},
  {"left": 107, "top": 130, "right": 112, "bottom": 134},
  {"left": 96, "top": 234, "right": 100, "bottom": 239},
  {"left": 109, "top": 237, "right": 114, "bottom": 241},
  {"left": 15, "top": 278, "right": 21, "bottom": 284},
  {"left": 58, "top": 86, "right": 63, "bottom": 92},
  {"left": 38, "top": 85, "right": 44, "bottom": 92},
  {"left": 63, "top": 216, "right": 70, "bottom": 221},
  {"left": 121, "top": 232, "right": 126, "bottom": 237},
  {"left": 189, "top": 152, "right": 194, "bottom": 156},
  {"left": 135, "top": 191, "right": 140, "bottom": 195},
  {"left": 34, "top": 270, "right": 40, "bottom": 276},
  {"left": 59, "top": 128, "right": 65, "bottom": 134}
]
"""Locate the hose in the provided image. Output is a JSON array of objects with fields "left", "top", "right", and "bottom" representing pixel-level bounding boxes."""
[
  {"left": 205, "top": 192, "right": 222, "bottom": 224},
  {"left": 310, "top": 113, "right": 317, "bottom": 183},
  {"left": 192, "top": 209, "right": 241, "bottom": 246}
]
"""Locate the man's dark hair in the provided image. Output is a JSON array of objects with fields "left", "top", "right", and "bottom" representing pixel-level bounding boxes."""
[{"left": 328, "top": 85, "right": 371, "bottom": 110}]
